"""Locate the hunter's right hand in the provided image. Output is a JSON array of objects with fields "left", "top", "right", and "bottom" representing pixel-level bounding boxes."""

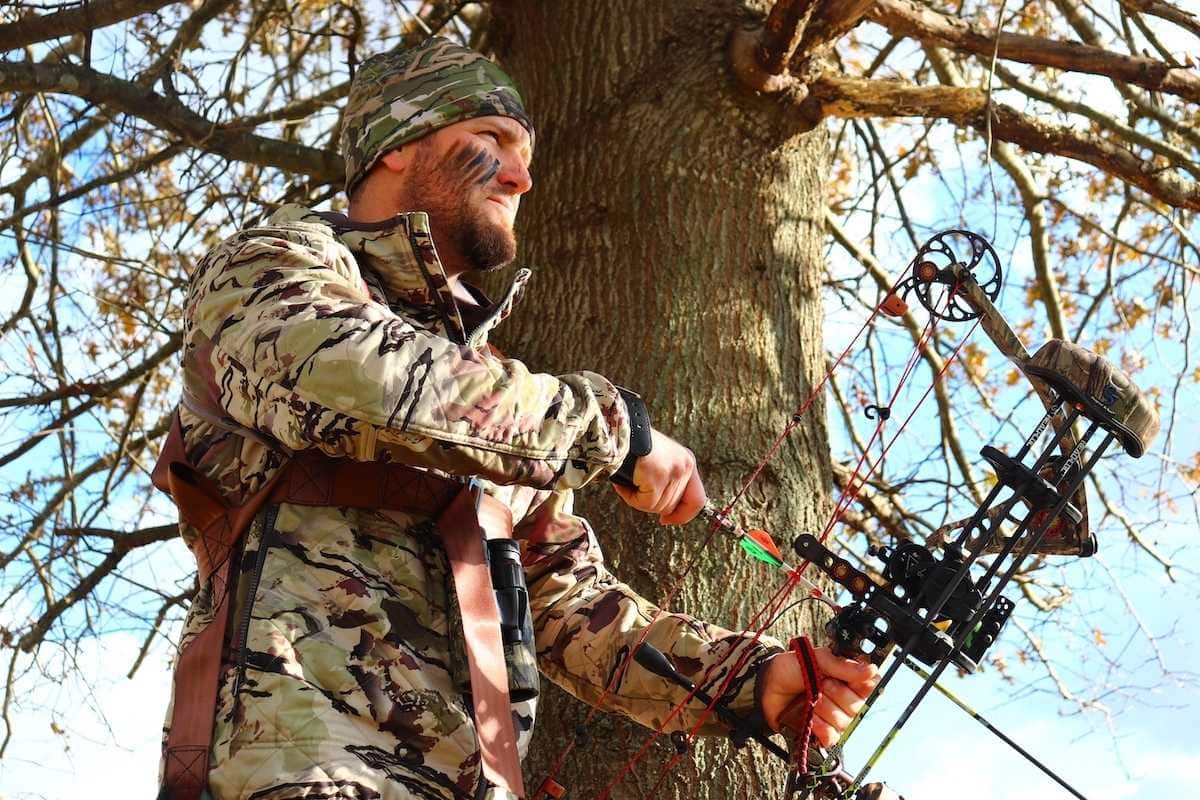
[{"left": 611, "top": 429, "right": 707, "bottom": 525}]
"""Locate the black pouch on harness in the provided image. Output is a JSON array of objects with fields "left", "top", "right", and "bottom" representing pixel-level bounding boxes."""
[
  {"left": 448, "top": 536, "right": 540, "bottom": 705},
  {"left": 486, "top": 538, "right": 539, "bottom": 702}
]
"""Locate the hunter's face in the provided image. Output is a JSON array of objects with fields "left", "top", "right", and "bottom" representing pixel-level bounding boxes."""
[{"left": 402, "top": 115, "right": 533, "bottom": 273}]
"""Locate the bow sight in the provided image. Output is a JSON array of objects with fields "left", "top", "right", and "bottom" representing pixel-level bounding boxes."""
[{"left": 793, "top": 534, "right": 1012, "bottom": 673}]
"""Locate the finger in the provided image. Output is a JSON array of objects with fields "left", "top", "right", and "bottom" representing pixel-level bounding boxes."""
[
  {"left": 815, "top": 648, "right": 879, "bottom": 684},
  {"left": 820, "top": 678, "right": 868, "bottom": 718},
  {"left": 814, "top": 695, "right": 853, "bottom": 733},
  {"left": 612, "top": 481, "right": 657, "bottom": 512},
  {"left": 631, "top": 462, "right": 672, "bottom": 515},
  {"left": 849, "top": 674, "right": 881, "bottom": 696},
  {"left": 660, "top": 467, "right": 705, "bottom": 525},
  {"left": 651, "top": 462, "right": 687, "bottom": 522},
  {"left": 811, "top": 718, "right": 838, "bottom": 749},
  {"left": 646, "top": 476, "right": 673, "bottom": 516}
]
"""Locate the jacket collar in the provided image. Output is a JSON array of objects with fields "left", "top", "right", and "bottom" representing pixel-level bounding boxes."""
[{"left": 269, "top": 204, "right": 529, "bottom": 346}]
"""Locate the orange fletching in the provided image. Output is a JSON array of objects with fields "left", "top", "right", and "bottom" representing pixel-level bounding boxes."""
[{"left": 746, "top": 529, "right": 783, "bottom": 563}]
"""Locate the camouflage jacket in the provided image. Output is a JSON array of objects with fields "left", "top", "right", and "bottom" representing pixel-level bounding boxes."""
[{"left": 166, "top": 204, "right": 781, "bottom": 800}]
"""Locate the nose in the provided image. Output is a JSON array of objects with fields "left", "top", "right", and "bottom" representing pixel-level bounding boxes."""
[{"left": 497, "top": 153, "right": 532, "bottom": 196}]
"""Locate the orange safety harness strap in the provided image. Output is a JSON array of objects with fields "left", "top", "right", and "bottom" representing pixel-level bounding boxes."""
[
  {"left": 436, "top": 486, "right": 525, "bottom": 797},
  {"left": 153, "top": 413, "right": 524, "bottom": 798}
]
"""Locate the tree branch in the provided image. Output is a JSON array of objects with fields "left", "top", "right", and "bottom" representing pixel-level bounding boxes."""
[
  {"left": 991, "top": 62, "right": 1200, "bottom": 180},
  {"left": 869, "top": 0, "right": 1200, "bottom": 104},
  {"left": 16, "top": 524, "right": 179, "bottom": 653},
  {"left": 809, "top": 75, "right": 1200, "bottom": 211},
  {"left": 0, "top": 332, "right": 181, "bottom": 410},
  {"left": 0, "top": 0, "right": 177, "bottom": 51},
  {"left": 1120, "top": 0, "right": 1200, "bottom": 40},
  {"left": 0, "top": 60, "right": 342, "bottom": 184},
  {"left": 924, "top": 47, "right": 1069, "bottom": 341},
  {"left": 825, "top": 209, "right": 986, "bottom": 503},
  {"left": 804, "top": 0, "right": 878, "bottom": 53},
  {"left": 758, "top": 0, "right": 819, "bottom": 75}
]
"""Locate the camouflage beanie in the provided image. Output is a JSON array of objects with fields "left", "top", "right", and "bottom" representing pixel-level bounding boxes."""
[{"left": 340, "top": 37, "right": 534, "bottom": 194}]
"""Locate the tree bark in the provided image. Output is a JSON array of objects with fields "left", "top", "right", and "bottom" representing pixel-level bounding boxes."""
[{"left": 491, "top": 3, "right": 833, "bottom": 798}]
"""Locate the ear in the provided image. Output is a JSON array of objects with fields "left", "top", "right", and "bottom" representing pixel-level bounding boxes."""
[{"left": 379, "top": 148, "right": 407, "bottom": 172}]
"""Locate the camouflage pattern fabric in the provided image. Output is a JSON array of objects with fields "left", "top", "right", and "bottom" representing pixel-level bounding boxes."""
[
  {"left": 340, "top": 37, "right": 534, "bottom": 194},
  {"left": 943, "top": 278, "right": 1096, "bottom": 555},
  {"left": 1024, "top": 339, "right": 1160, "bottom": 458},
  {"left": 163, "top": 204, "right": 781, "bottom": 799}
]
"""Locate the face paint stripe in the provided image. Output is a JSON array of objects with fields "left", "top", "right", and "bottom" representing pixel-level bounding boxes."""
[
  {"left": 466, "top": 150, "right": 488, "bottom": 171},
  {"left": 478, "top": 159, "right": 500, "bottom": 187}
]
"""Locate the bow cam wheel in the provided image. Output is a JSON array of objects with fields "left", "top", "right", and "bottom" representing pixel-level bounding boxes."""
[{"left": 909, "top": 230, "right": 1003, "bottom": 322}]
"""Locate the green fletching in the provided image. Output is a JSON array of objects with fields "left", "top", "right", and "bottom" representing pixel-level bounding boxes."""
[{"left": 740, "top": 536, "right": 784, "bottom": 568}]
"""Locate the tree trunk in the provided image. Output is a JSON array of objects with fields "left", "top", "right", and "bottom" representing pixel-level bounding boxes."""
[{"left": 491, "top": 4, "right": 833, "bottom": 798}]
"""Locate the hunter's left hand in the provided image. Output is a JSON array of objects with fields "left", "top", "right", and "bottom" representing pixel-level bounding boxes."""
[{"left": 759, "top": 647, "right": 879, "bottom": 748}]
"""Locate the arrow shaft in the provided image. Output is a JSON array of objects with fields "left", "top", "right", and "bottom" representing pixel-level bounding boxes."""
[{"left": 902, "top": 659, "right": 1087, "bottom": 800}]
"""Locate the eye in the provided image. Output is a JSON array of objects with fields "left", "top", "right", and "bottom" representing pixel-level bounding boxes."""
[{"left": 478, "top": 130, "right": 501, "bottom": 143}]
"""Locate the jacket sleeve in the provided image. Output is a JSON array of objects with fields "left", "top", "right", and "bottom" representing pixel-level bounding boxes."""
[
  {"left": 182, "top": 223, "right": 629, "bottom": 491},
  {"left": 518, "top": 490, "right": 784, "bottom": 735}
]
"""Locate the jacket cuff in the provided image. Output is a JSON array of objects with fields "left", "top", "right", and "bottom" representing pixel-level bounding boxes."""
[{"left": 728, "top": 641, "right": 785, "bottom": 723}]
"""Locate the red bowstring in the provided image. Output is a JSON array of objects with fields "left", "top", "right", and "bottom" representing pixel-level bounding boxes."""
[
  {"left": 631, "top": 318, "right": 965, "bottom": 795},
  {"left": 538, "top": 274, "right": 915, "bottom": 794},
  {"left": 591, "top": 293, "right": 939, "bottom": 797},
  {"left": 717, "top": 285, "right": 900, "bottom": 520},
  {"left": 611, "top": 283, "right": 984, "bottom": 796},
  {"left": 819, "top": 304, "right": 945, "bottom": 541}
]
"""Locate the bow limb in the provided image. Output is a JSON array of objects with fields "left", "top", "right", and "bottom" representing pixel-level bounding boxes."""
[{"left": 931, "top": 274, "right": 1094, "bottom": 556}]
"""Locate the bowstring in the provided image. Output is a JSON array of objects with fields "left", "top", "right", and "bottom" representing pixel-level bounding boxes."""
[
  {"left": 637, "top": 312, "right": 983, "bottom": 797},
  {"left": 622, "top": 279, "right": 988, "bottom": 796},
  {"left": 539, "top": 263, "right": 915, "bottom": 793},
  {"left": 600, "top": 278, "right": 969, "bottom": 795}
]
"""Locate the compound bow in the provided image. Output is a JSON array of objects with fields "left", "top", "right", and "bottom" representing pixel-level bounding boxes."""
[{"left": 534, "top": 230, "right": 1159, "bottom": 800}]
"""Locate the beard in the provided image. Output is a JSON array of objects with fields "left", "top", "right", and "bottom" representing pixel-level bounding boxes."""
[
  {"left": 455, "top": 205, "right": 517, "bottom": 272},
  {"left": 401, "top": 152, "right": 518, "bottom": 273}
]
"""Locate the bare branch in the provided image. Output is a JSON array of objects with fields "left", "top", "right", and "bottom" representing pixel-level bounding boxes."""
[
  {"left": 126, "top": 588, "right": 192, "bottom": 679},
  {"left": 0, "top": 0, "right": 177, "bottom": 51},
  {"left": 142, "top": 0, "right": 237, "bottom": 83},
  {"left": 1120, "top": 0, "right": 1200, "bottom": 40},
  {"left": 804, "top": 0, "right": 878, "bottom": 53},
  {"left": 825, "top": 209, "right": 985, "bottom": 503},
  {"left": 0, "top": 144, "right": 183, "bottom": 234},
  {"left": 0, "top": 332, "right": 181, "bottom": 410},
  {"left": 991, "top": 62, "right": 1200, "bottom": 180},
  {"left": 0, "top": 61, "right": 342, "bottom": 183},
  {"left": 870, "top": 0, "right": 1200, "bottom": 104},
  {"left": 1090, "top": 474, "right": 1180, "bottom": 580},
  {"left": 731, "top": 0, "right": 876, "bottom": 91},
  {"left": 1053, "top": 0, "right": 1200, "bottom": 150},
  {"left": 16, "top": 524, "right": 179, "bottom": 653},
  {"left": 758, "top": 0, "right": 820, "bottom": 75},
  {"left": 924, "top": 47, "right": 1068, "bottom": 341},
  {"left": 809, "top": 75, "right": 1200, "bottom": 211}
]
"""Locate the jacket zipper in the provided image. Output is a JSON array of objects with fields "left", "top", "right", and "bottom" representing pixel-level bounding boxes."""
[{"left": 231, "top": 503, "right": 279, "bottom": 700}]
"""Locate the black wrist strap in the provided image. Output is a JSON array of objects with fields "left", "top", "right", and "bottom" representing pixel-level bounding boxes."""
[{"left": 612, "top": 388, "right": 652, "bottom": 489}]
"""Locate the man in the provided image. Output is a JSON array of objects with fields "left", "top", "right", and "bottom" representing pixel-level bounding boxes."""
[{"left": 160, "top": 37, "right": 876, "bottom": 800}]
